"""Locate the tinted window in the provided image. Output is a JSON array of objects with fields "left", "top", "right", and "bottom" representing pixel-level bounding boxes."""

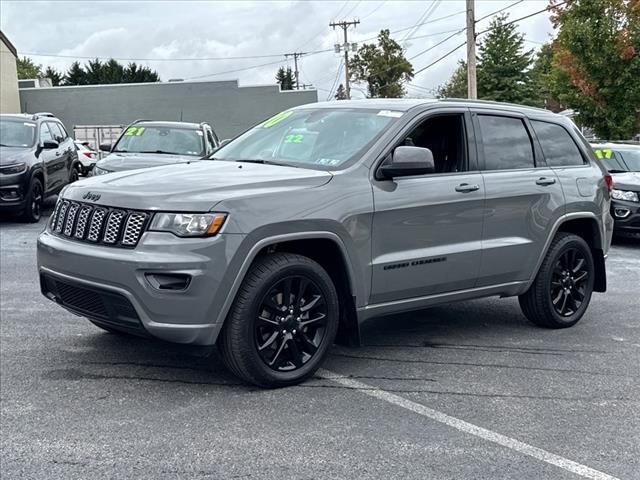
[
  {"left": 532, "top": 121, "right": 584, "bottom": 167},
  {"left": 478, "top": 115, "right": 534, "bottom": 170},
  {"left": 47, "top": 122, "right": 64, "bottom": 142},
  {"left": 39, "top": 123, "right": 54, "bottom": 143}
]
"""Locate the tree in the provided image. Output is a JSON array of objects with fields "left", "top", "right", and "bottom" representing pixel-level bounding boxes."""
[
  {"left": 16, "top": 57, "right": 42, "bottom": 79},
  {"left": 43, "top": 66, "right": 63, "bottom": 86},
  {"left": 62, "top": 58, "right": 159, "bottom": 86},
  {"left": 349, "top": 29, "right": 414, "bottom": 98},
  {"left": 529, "top": 43, "right": 561, "bottom": 110},
  {"left": 334, "top": 84, "right": 347, "bottom": 100},
  {"left": 63, "top": 61, "right": 87, "bottom": 85},
  {"left": 275, "top": 66, "right": 294, "bottom": 90},
  {"left": 437, "top": 60, "right": 467, "bottom": 98},
  {"left": 546, "top": 0, "right": 640, "bottom": 139},
  {"left": 476, "top": 14, "right": 536, "bottom": 105}
]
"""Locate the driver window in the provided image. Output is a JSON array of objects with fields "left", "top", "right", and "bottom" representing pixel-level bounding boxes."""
[
  {"left": 39, "top": 123, "right": 54, "bottom": 143},
  {"left": 400, "top": 114, "right": 467, "bottom": 174}
]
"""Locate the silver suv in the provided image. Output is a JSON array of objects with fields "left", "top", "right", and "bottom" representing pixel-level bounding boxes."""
[{"left": 37, "top": 99, "right": 614, "bottom": 387}]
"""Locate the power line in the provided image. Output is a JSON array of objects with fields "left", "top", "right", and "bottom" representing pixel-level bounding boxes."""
[
  {"left": 401, "top": 0, "right": 440, "bottom": 43},
  {"left": 359, "top": 1, "right": 387, "bottom": 21}
]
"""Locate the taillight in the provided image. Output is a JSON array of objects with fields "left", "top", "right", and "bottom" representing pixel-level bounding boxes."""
[
  {"left": 83, "top": 151, "right": 94, "bottom": 158},
  {"left": 604, "top": 174, "right": 614, "bottom": 193}
]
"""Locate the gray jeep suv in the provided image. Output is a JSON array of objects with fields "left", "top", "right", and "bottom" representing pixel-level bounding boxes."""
[{"left": 37, "top": 99, "right": 614, "bottom": 387}]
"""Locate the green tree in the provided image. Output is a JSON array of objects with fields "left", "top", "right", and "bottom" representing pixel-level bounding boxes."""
[
  {"left": 437, "top": 60, "right": 467, "bottom": 98},
  {"left": 16, "top": 57, "right": 42, "bottom": 79},
  {"left": 124, "top": 62, "right": 160, "bottom": 83},
  {"left": 63, "top": 61, "right": 87, "bottom": 85},
  {"left": 476, "top": 14, "right": 536, "bottom": 104},
  {"left": 547, "top": 0, "right": 640, "bottom": 139},
  {"left": 275, "top": 66, "right": 295, "bottom": 90},
  {"left": 334, "top": 84, "right": 347, "bottom": 100},
  {"left": 349, "top": 29, "right": 414, "bottom": 98},
  {"left": 529, "top": 43, "right": 561, "bottom": 110},
  {"left": 43, "top": 66, "right": 63, "bottom": 86}
]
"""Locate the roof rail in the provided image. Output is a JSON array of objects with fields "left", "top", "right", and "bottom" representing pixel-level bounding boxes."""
[
  {"left": 34, "top": 112, "right": 55, "bottom": 118},
  {"left": 131, "top": 119, "right": 151, "bottom": 124}
]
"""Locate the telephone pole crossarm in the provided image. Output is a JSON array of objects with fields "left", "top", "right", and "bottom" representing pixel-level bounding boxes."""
[{"left": 284, "top": 51, "right": 307, "bottom": 90}]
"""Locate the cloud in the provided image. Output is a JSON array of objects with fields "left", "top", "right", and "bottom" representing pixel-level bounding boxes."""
[{"left": 0, "top": 0, "right": 555, "bottom": 98}]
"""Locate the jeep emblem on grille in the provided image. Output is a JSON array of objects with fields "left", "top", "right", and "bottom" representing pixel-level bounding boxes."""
[{"left": 82, "top": 192, "right": 101, "bottom": 202}]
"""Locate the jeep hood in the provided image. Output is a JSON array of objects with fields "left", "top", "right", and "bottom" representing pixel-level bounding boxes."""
[
  {"left": 62, "top": 160, "right": 333, "bottom": 211},
  {"left": 0, "top": 146, "right": 32, "bottom": 166},
  {"left": 611, "top": 171, "right": 640, "bottom": 191},
  {"left": 97, "top": 152, "right": 198, "bottom": 172}
]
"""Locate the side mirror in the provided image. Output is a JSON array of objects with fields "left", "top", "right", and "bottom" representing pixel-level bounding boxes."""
[
  {"left": 99, "top": 143, "right": 112, "bottom": 152},
  {"left": 379, "top": 146, "right": 435, "bottom": 179},
  {"left": 219, "top": 139, "right": 231, "bottom": 147},
  {"left": 42, "top": 140, "right": 59, "bottom": 150}
]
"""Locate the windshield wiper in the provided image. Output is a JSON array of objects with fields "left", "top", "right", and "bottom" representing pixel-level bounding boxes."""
[
  {"left": 234, "top": 159, "right": 302, "bottom": 168},
  {"left": 138, "top": 150, "right": 182, "bottom": 155}
]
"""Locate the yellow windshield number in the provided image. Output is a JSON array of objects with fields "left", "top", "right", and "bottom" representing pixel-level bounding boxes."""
[
  {"left": 594, "top": 148, "right": 612, "bottom": 160},
  {"left": 284, "top": 134, "right": 304, "bottom": 144},
  {"left": 124, "top": 126, "right": 146, "bottom": 136}
]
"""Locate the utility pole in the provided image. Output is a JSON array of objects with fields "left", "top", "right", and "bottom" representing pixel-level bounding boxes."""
[
  {"left": 330, "top": 19, "right": 360, "bottom": 100},
  {"left": 466, "top": 0, "right": 477, "bottom": 99},
  {"left": 284, "top": 52, "right": 306, "bottom": 90}
]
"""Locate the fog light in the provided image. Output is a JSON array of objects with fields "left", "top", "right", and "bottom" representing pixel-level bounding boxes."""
[
  {"left": 614, "top": 208, "right": 631, "bottom": 218},
  {"left": 0, "top": 189, "right": 21, "bottom": 200},
  {"left": 145, "top": 273, "right": 191, "bottom": 291}
]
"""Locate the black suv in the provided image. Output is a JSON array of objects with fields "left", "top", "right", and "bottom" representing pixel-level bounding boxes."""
[
  {"left": 0, "top": 113, "right": 81, "bottom": 222},
  {"left": 94, "top": 120, "right": 219, "bottom": 175}
]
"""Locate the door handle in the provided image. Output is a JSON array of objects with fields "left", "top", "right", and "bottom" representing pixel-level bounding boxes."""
[
  {"left": 455, "top": 183, "right": 480, "bottom": 193},
  {"left": 536, "top": 177, "right": 556, "bottom": 186}
]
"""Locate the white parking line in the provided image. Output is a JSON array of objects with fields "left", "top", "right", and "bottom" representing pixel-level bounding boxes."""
[{"left": 319, "top": 369, "right": 620, "bottom": 480}]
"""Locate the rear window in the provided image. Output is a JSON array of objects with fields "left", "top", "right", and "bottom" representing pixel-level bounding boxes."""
[
  {"left": 478, "top": 115, "right": 535, "bottom": 170},
  {"left": 531, "top": 121, "right": 585, "bottom": 167}
]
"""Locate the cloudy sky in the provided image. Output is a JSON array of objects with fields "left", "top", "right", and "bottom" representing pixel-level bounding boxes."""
[{"left": 1, "top": 0, "right": 556, "bottom": 99}]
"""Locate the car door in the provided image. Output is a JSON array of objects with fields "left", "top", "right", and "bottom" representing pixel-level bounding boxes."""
[
  {"left": 472, "top": 110, "right": 565, "bottom": 287},
  {"left": 370, "top": 109, "right": 485, "bottom": 304},
  {"left": 48, "top": 121, "right": 75, "bottom": 184},
  {"left": 38, "top": 123, "right": 65, "bottom": 194}
]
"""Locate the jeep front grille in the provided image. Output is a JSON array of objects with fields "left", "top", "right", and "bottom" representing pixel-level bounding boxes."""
[{"left": 50, "top": 199, "right": 149, "bottom": 248}]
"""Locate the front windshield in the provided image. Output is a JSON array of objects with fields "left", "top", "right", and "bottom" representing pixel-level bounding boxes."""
[
  {"left": 0, "top": 119, "right": 36, "bottom": 148},
  {"left": 213, "top": 108, "right": 400, "bottom": 169},
  {"left": 617, "top": 149, "right": 640, "bottom": 172},
  {"left": 595, "top": 146, "right": 640, "bottom": 172},
  {"left": 113, "top": 126, "right": 205, "bottom": 156}
]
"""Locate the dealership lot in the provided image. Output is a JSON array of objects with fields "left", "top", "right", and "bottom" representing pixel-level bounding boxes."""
[{"left": 1, "top": 205, "right": 638, "bottom": 480}]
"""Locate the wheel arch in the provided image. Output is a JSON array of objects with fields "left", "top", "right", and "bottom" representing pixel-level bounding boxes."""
[
  {"left": 529, "top": 213, "right": 607, "bottom": 293},
  {"left": 216, "top": 232, "right": 361, "bottom": 346}
]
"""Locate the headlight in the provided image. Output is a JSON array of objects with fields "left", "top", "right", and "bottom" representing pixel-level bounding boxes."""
[
  {"left": 0, "top": 163, "right": 27, "bottom": 175},
  {"left": 611, "top": 189, "right": 639, "bottom": 202},
  {"left": 149, "top": 212, "right": 227, "bottom": 237},
  {"left": 93, "top": 166, "right": 111, "bottom": 176}
]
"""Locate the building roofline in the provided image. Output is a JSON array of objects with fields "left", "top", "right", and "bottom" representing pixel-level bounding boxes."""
[{"left": 0, "top": 30, "right": 18, "bottom": 58}]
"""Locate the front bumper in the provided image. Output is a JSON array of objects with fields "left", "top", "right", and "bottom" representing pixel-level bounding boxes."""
[
  {"left": 37, "top": 229, "right": 245, "bottom": 345},
  {"left": 611, "top": 199, "right": 640, "bottom": 236},
  {"left": 0, "top": 175, "right": 28, "bottom": 212}
]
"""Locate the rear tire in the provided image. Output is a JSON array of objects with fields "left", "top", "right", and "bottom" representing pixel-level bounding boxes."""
[
  {"left": 218, "top": 253, "right": 339, "bottom": 388},
  {"left": 20, "top": 177, "right": 43, "bottom": 223},
  {"left": 519, "top": 233, "right": 595, "bottom": 328},
  {"left": 69, "top": 165, "right": 80, "bottom": 183}
]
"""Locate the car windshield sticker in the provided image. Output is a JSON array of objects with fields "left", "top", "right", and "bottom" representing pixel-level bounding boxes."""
[
  {"left": 284, "top": 134, "right": 304, "bottom": 144},
  {"left": 123, "top": 126, "right": 146, "bottom": 136},
  {"left": 377, "top": 110, "right": 403, "bottom": 118},
  {"left": 594, "top": 148, "right": 612, "bottom": 159},
  {"left": 260, "top": 111, "right": 293, "bottom": 128}
]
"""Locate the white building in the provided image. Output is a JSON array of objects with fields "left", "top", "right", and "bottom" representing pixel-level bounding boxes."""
[{"left": 0, "top": 30, "right": 20, "bottom": 113}]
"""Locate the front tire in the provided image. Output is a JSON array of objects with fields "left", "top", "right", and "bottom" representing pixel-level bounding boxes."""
[
  {"left": 21, "top": 177, "right": 43, "bottom": 223},
  {"left": 519, "top": 233, "right": 595, "bottom": 328},
  {"left": 218, "top": 253, "right": 339, "bottom": 388}
]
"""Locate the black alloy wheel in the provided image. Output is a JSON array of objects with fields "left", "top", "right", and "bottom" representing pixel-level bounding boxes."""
[
  {"left": 254, "top": 275, "right": 328, "bottom": 372},
  {"left": 519, "top": 232, "right": 595, "bottom": 329},
  {"left": 550, "top": 248, "right": 589, "bottom": 317},
  {"left": 69, "top": 167, "right": 80, "bottom": 183},
  {"left": 31, "top": 181, "right": 43, "bottom": 221}
]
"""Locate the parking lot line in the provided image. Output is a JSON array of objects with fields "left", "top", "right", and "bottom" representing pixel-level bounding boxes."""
[{"left": 319, "top": 369, "right": 621, "bottom": 480}]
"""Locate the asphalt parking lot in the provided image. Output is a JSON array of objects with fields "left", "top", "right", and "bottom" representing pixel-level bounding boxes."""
[{"left": 1, "top": 202, "right": 639, "bottom": 480}]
